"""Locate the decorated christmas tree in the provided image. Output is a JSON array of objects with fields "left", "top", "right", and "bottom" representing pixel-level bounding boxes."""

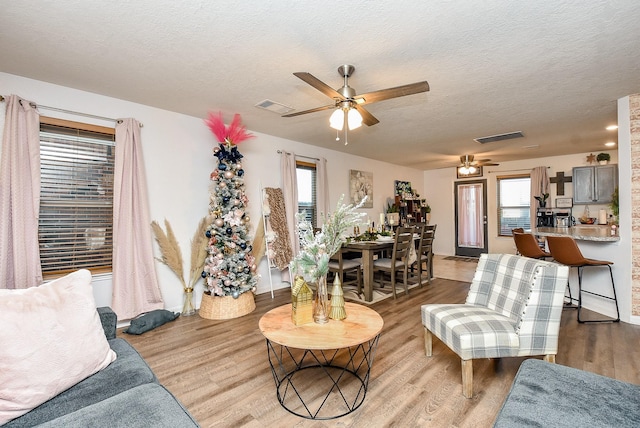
[{"left": 202, "top": 112, "right": 259, "bottom": 299}]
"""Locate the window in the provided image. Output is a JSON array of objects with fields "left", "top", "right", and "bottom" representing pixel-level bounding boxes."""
[
  {"left": 497, "top": 175, "right": 531, "bottom": 236},
  {"left": 296, "top": 160, "right": 317, "bottom": 229},
  {"left": 39, "top": 117, "right": 115, "bottom": 277}
]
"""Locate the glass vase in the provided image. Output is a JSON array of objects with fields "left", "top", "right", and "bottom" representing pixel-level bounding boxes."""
[
  {"left": 182, "top": 289, "right": 196, "bottom": 316},
  {"left": 313, "top": 274, "right": 329, "bottom": 324}
]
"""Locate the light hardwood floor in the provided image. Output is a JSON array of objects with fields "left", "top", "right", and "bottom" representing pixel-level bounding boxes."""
[{"left": 120, "top": 257, "right": 640, "bottom": 427}]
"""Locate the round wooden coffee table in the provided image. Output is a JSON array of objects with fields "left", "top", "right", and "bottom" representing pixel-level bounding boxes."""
[{"left": 259, "top": 302, "right": 383, "bottom": 420}]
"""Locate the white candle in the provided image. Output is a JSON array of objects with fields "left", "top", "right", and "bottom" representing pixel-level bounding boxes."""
[{"left": 380, "top": 213, "right": 385, "bottom": 227}]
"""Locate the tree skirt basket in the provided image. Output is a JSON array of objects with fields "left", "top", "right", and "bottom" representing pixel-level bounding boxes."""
[{"left": 199, "top": 292, "right": 256, "bottom": 320}]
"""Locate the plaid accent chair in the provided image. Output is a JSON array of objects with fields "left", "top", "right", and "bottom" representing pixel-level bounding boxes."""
[{"left": 421, "top": 253, "right": 569, "bottom": 398}]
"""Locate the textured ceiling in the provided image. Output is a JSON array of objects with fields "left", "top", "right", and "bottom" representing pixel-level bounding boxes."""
[{"left": 2, "top": 1, "right": 639, "bottom": 170}]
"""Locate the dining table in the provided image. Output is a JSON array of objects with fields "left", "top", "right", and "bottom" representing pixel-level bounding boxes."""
[{"left": 342, "top": 240, "right": 394, "bottom": 302}]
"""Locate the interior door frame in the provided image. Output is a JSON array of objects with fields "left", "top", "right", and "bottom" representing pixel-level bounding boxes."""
[{"left": 454, "top": 179, "right": 488, "bottom": 257}]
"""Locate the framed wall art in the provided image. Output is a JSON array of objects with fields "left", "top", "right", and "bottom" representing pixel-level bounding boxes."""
[
  {"left": 349, "top": 170, "right": 373, "bottom": 208},
  {"left": 556, "top": 197, "right": 573, "bottom": 208}
]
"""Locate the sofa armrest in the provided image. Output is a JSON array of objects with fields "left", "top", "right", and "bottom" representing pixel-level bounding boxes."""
[{"left": 97, "top": 307, "right": 117, "bottom": 340}]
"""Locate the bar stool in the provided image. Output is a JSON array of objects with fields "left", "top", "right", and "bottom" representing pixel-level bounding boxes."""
[
  {"left": 546, "top": 236, "right": 620, "bottom": 323},
  {"left": 512, "top": 232, "right": 551, "bottom": 259}
]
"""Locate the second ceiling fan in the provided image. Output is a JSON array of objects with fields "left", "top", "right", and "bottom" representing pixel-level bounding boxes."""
[{"left": 282, "top": 64, "right": 429, "bottom": 130}]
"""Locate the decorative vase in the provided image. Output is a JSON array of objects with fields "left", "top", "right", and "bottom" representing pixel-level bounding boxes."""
[
  {"left": 329, "top": 274, "right": 346, "bottom": 320},
  {"left": 313, "top": 274, "right": 330, "bottom": 324},
  {"left": 182, "top": 289, "right": 196, "bottom": 316}
]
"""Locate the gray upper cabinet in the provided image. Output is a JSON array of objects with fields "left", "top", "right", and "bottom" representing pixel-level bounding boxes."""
[{"left": 572, "top": 164, "right": 618, "bottom": 204}]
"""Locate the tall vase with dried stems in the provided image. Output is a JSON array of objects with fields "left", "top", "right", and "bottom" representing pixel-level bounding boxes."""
[
  {"left": 151, "top": 216, "right": 210, "bottom": 316},
  {"left": 290, "top": 195, "right": 367, "bottom": 324}
]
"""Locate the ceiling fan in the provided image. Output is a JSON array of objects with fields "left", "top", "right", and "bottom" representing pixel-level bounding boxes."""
[
  {"left": 282, "top": 64, "right": 429, "bottom": 132},
  {"left": 458, "top": 155, "right": 499, "bottom": 174}
]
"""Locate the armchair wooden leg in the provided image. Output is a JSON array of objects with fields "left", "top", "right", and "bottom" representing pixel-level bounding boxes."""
[
  {"left": 543, "top": 354, "right": 556, "bottom": 363},
  {"left": 424, "top": 327, "right": 432, "bottom": 356},
  {"left": 461, "top": 359, "right": 473, "bottom": 398}
]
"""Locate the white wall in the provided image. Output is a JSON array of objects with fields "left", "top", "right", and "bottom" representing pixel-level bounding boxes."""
[
  {"left": 423, "top": 150, "right": 633, "bottom": 323},
  {"left": 0, "top": 72, "right": 424, "bottom": 316}
]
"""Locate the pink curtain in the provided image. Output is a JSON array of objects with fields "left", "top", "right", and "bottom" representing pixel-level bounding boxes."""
[
  {"left": 315, "top": 157, "right": 329, "bottom": 226},
  {"left": 530, "top": 166, "right": 550, "bottom": 229},
  {"left": 111, "top": 119, "right": 164, "bottom": 320},
  {"left": 458, "top": 183, "right": 484, "bottom": 248},
  {"left": 280, "top": 151, "right": 299, "bottom": 257},
  {"left": 0, "top": 95, "right": 43, "bottom": 289}
]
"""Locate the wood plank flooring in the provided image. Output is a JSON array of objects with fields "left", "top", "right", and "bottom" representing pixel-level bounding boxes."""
[{"left": 119, "top": 274, "right": 640, "bottom": 427}]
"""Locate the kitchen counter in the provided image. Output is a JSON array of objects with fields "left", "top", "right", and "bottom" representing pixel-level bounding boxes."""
[{"left": 533, "top": 226, "right": 619, "bottom": 242}]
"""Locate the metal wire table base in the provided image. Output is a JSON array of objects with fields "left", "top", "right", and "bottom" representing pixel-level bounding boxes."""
[{"left": 265, "top": 335, "right": 380, "bottom": 420}]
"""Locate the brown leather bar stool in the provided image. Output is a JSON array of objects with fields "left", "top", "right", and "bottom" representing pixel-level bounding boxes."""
[
  {"left": 546, "top": 235, "right": 620, "bottom": 323},
  {"left": 512, "top": 232, "right": 551, "bottom": 259}
]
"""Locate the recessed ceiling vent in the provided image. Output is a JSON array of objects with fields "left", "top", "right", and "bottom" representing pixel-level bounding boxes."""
[
  {"left": 474, "top": 131, "right": 524, "bottom": 144},
  {"left": 255, "top": 99, "right": 294, "bottom": 115}
]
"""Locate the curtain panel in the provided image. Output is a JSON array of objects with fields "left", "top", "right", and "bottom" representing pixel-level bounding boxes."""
[
  {"left": 0, "top": 95, "right": 43, "bottom": 289},
  {"left": 530, "top": 166, "right": 550, "bottom": 229},
  {"left": 112, "top": 118, "right": 164, "bottom": 319}
]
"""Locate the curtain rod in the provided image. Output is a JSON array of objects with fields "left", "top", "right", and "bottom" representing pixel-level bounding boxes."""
[
  {"left": 487, "top": 166, "right": 550, "bottom": 174},
  {"left": 1, "top": 95, "right": 142, "bottom": 126},
  {"left": 277, "top": 150, "right": 320, "bottom": 161}
]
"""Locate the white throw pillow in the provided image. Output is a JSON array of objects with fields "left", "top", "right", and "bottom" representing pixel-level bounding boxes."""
[{"left": 0, "top": 269, "right": 117, "bottom": 425}]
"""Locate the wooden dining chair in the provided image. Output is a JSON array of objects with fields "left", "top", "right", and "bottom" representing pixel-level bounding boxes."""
[
  {"left": 411, "top": 224, "right": 435, "bottom": 286},
  {"left": 328, "top": 248, "right": 362, "bottom": 294},
  {"left": 373, "top": 226, "right": 414, "bottom": 299}
]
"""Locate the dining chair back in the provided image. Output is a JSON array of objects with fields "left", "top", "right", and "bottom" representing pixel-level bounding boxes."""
[
  {"left": 373, "top": 226, "right": 414, "bottom": 299},
  {"left": 328, "top": 248, "right": 362, "bottom": 295},
  {"left": 412, "top": 224, "right": 435, "bottom": 286},
  {"left": 512, "top": 232, "right": 551, "bottom": 259},
  {"left": 546, "top": 235, "right": 620, "bottom": 323}
]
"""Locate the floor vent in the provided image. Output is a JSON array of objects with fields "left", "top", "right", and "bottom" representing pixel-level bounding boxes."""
[
  {"left": 474, "top": 131, "right": 524, "bottom": 144},
  {"left": 255, "top": 99, "right": 294, "bottom": 115}
]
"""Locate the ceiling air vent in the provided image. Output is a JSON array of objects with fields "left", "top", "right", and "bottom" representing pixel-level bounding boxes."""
[
  {"left": 255, "top": 99, "right": 294, "bottom": 115},
  {"left": 474, "top": 131, "right": 524, "bottom": 144}
]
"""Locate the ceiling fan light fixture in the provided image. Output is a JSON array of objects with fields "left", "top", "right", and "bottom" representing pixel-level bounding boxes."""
[
  {"left": 459, "top": 166, "right": 469, "bottom": 174},
  {"left": 329, "top": 109, "right": 344, "bottom": 130},
  {"left": 347, "top": 108, "right": 363, "bottom": 130}
]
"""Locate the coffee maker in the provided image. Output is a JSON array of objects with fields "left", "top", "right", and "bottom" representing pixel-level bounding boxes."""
[{"left": 536, "top": 208, "right": 555, "bottom": 227}]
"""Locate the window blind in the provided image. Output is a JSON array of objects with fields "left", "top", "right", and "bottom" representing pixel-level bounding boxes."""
[
  {"left": 296, "top": 161, "right": 317, "bottom": 228},
  {"left": 39, "top": 122, "right": 115, "bottom": 276},
  {"left": 497, "top": 175, "right": 531, "bottom": 236}
]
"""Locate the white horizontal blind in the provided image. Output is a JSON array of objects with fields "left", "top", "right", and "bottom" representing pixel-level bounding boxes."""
[
  {"left": 296, "top": 161, "right": 317, "bottom": 229},
  {"left": 39, "top": 122, "right": 115, "bottom": 277},
  {"left": 497, "top": 175, "right": 531, "bottom": 236}
]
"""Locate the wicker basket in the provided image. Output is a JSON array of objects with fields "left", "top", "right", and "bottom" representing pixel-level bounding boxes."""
[{"left": 199, "top": 292, "right": 256, "bottom": 320}]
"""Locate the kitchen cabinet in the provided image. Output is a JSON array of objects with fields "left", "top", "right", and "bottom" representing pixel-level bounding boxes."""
[{"left": 572, "top": 165, "right": 617, "bottom": 204}]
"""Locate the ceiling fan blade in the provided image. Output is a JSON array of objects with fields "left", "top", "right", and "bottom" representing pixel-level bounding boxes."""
[
  {"left": 356, "top": 81, "right": 430, "bottom": 105},
  {"left": 477, "top": 162, "right": 499, "bottom": 166},
  {"left": 354, "top": 104, "right": 379, "bottom": 126},
  {"left": 281, "top": 104, "right": 336, "bottom": 117},
  {"left": 293, "top": 72, "right": 345, "bottom": 100}
]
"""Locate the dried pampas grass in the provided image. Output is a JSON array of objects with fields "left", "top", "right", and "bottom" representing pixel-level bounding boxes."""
[{"left": 151, "top": 217, "right": 209, "bottom": 291}]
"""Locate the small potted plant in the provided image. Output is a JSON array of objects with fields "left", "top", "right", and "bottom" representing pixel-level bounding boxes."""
[
  {"left": 597, "top": 152, "right": 611, "bottom": 165},
  {"left": 534, "top": 193, "right": 549, "bottom": 208}
]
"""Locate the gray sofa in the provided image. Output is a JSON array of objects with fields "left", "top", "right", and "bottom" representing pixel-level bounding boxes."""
[
  {"left": 494, "top": 359, "right": 640, "bottom": 427},
  {"left": 3, "top": 307, "right": 199, "bottom": 427}
]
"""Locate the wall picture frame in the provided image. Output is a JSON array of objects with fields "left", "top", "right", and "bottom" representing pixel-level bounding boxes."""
[
  {"left": 349, "top": 170, "right": 373, "bottom": 208},
  {"left": 556, "top": 197, "right": 573, "bottom": 208}
]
